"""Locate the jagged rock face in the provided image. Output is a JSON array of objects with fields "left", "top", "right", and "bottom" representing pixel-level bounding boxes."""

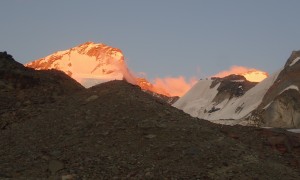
[
  {"left": 262, "top": 90, "right": 300, "bottom": 128},
  {"left": 252, "top": 51, "right": 300, "bottom": 128},
  {"left": 174, "top": 50, "right": 300, "bottom": 128}
]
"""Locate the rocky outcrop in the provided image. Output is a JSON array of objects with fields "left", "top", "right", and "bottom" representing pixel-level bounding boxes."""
[
  {"left": 249, "top": 50, "right": 300, "bottom": 128},
  {"left": 211, "top": 75, "right": 257, "bottom": 103},
  {"left": 262, "top": 89, "right": 300, "bottom": 128}
]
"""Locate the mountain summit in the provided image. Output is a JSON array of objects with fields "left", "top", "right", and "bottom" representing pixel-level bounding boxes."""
[{"left": 26, "top": 42, "right": 136, "bottom": 87}]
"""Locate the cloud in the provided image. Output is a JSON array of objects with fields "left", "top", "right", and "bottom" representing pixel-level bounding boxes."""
[
  {"left": 213, "top": 66, "right": 253, "bottom": 77},
  {"left": 152, "top": 76, "right": 197, "bottom": 97},
  {"left": 213, "top": 65, "right": 268, "bottom": 82}
]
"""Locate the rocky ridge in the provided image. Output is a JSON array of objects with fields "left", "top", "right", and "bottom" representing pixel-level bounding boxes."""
[{"left": 0, "top": 52, "right": 84, "bottom": 130}]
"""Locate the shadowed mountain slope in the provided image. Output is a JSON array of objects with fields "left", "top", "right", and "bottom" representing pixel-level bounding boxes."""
[{"left": 1, "top": 52, "right": 300, "bottom": 179}]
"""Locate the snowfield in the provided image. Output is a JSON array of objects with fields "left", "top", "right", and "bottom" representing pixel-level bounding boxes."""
[{"left": 174, "top": 68, "right": 282, "bottom": 122}]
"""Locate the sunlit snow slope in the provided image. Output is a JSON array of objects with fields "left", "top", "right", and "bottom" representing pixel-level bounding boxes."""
[{"left": 26, "top": 42, "right": 137, "bottom": 87}]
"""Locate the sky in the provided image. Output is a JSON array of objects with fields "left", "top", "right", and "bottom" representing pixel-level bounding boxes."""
[{"left": 1, "top": 0, "right": 300, "bottom": 85}]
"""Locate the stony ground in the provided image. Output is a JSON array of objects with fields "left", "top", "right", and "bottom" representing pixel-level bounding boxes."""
[
  {"left": 1, "top": 53, "right": 300, "bottom": 179},
  {"left": 0, "top": 80, "right": 300, "bottom": 179}
]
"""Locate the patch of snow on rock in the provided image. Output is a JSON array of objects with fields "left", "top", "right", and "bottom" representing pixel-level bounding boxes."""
[
  {"left": 289, "top": 57, "right": 300, "bottom": 66},
  {"left": 279, "top": 85, "right": 299, "bottom": 94}
]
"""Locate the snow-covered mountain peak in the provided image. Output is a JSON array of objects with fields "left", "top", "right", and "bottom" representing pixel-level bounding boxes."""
[
  {"left": 25, "top": 42, "right": 177, "bottom": 100},
  {"left": 26, "top": 42, "right": 131, "bottom": 88}
]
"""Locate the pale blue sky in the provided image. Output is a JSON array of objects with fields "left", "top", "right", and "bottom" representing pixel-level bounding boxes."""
[{"left": 1, "top": 0, "right": 300, "bottom": 80}]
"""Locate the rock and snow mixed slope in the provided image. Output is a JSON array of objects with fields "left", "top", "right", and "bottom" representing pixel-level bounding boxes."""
[
  {"left": 174, "top": 51, "right": 300, "bottom": 128},
  {"left": 174, "top": 75, "right": 260, "bottom": 122}
]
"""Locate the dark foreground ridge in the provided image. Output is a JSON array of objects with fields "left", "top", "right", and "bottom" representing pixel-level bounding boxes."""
[
  {"left": 0, "top": 52, "right": 84, "bottom": 130},
  {"left": 1, "top": 52, "right": 300, "bottom": 179}
]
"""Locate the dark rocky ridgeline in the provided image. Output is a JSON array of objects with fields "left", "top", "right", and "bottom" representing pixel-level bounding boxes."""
[
  {"left": 0, "top": 74, "right": 300, "bottom": 179},
  {"left": 0, "top": 52, "right": 84, "bottom": 129}
]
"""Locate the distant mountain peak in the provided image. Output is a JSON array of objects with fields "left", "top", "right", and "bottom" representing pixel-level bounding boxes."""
[
  {"left": 25, "top": 42, "right": 175, "bottom": 99},
  {"left": 26, "top": 42, "right": 132, "bottom": 86}
]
